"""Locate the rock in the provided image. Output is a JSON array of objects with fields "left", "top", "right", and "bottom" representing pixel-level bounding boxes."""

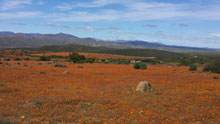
[
  {"left": 63, "top": 71, "right": 70, "bottom": 74},
  {"left": 136, "top": 81, "right": 153, "bottom": 93}
]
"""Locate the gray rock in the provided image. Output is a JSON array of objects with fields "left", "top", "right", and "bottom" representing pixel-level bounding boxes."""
[
  {"left": 136, "top": 81, "right": 153, "bottom": 93},
  {"left": 63, "top": 71, "right": 70, "bottom": 74}
]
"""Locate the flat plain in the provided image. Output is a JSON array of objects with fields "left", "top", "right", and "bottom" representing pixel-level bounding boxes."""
[{"left": 0, "top": 51, "right": 220, "bottom": 124}]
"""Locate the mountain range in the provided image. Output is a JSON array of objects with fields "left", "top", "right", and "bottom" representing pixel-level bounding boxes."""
[{"left": 0, "top": 31, "right": 219, "bottom": 52}]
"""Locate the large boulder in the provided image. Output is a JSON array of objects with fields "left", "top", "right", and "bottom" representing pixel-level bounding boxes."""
[{"left": 136, "top": 81, "right": 153, "bottom": 93}]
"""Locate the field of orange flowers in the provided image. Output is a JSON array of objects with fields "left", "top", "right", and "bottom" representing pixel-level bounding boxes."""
[{"left": 0, "top": 52, "right": 220, "bottom": 123}]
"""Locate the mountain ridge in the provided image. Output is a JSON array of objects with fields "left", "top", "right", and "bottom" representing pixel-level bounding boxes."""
[{"left": 0, "top": 31, "right": 219, "bottom": 52}]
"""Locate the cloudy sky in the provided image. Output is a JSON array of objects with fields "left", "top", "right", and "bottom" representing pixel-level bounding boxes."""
[{"left": 0, "top": 0, "right": 220, "bottom": 48}]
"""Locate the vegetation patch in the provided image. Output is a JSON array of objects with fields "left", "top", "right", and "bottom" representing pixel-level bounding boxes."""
[
  {"left": 54, "top": 63, "right": 67, "bottom": 68},
  {"left": 40, "top": 71, "right": 47, "bottom": 74},
  {"left": 40, "top": 56, "right": 51, "bottom": 61},
  {"left": 133, "top": 63, "right": 147, "bottom": 70},
  {"left": 69, "top": 52, "right": 86, "bottom": 63},
  {"left": 203, "top": 60, "right": 220, "bottom": 74},
  {"left": 0, "top": 83, "right": 7, "bottom": 87},
  {"left": 189, "top": 64, "right": 197, "bottom": 71}
]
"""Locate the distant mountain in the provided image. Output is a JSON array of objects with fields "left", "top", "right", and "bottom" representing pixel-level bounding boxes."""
[
  {"left": 0, "top": 32, "right": 130, "bottom": 49},
  {"left": 0, "top": 31, "right": 219, "bottom": 52},
  {"left": 115, "top": 41, "right": 220, "bottom": 52},
  {"left": 0, "top": 31, "right": 14, "bottom": 34}
]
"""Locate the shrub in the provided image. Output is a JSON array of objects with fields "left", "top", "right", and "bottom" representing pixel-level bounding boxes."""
[
  {"left": 203, "top": 61, "right": 220, "bottom": 74},
  {"left": 40, "top": 71, "right": 47, "bottom": 74},
  {"left": 133, "top": 63, "right": 147, "bottom": 70},
  {"left": 54, "top": 64, "right": 67, "bottom": 68},
  {"left": 40, "top": 56, "right": 51, "bottom": 61},
  {"left": 189, "top": 64, "right": 197, "bottom": 71},
  {"left": 213, "top": 76, "right": 219, "bottom": 79},
  {"left": 69, "top": 52, "right": 86, "bottom": 63},
  {"left": 14, "top": 58, "right": 21, "bottom": 61},
  {"left": 0, "top": 62, "right": 2, "bottom": 64},
  {"left": 4, "top": 58, "right": 10, "bottom": 61},
  {"left": 0, "top": 83, "right": 7, "bottom": 87},
  {"left": 24, "top": 64, "right": 28, "bottom": 67},
  {"left": 0, "top": 119, "right": 10, "bottom": 124},
  {"left": 24, "top": 58, "right": 30, "bottom": 60}
]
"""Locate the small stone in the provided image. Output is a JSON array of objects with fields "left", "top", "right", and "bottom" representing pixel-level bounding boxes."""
[{"left": 63, "top": 71, "right": 70, "bottom": 74}]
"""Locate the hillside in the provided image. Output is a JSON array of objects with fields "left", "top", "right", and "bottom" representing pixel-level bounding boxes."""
[
  {"left": 35, "top": 44, "right": 187, "bottom": 59},
  {"left": 117, "top": 41, "right": 219, "bottom": 52},
  {"left": 0, "top": 32, "right": 130, "bottom": 49}
]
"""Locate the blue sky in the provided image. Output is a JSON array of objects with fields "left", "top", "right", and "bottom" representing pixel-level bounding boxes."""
[{"left": 0, "top": 0, "right": 220, "bottom": 48}]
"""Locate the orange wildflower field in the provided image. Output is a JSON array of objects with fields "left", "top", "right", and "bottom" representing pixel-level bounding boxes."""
[{"left": 0, "top": 52, "right": 220, "bottom": 123}]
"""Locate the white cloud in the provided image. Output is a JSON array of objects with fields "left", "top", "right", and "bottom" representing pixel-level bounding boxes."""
[
  {"left": 211, "top": 33, "right": 220, "bottom": 38},
  {"left": 37, "top": 1, "right": 44, "bottom": 5},
  {"left": 41, "top": 23, "right": 75, "bottom": 30},
  {"left": 1, "top": 0, "right": 32, "bottom": 10},
  {"left": 50, "top": 0, "right": 220, "bottom": 22},
  {"left": 49, "top": 10, "right": 118, "bottom": 22},
  {"left": 74, "top": 0, "right": 126, "bottom": 8},
  {"left": 56, "top": 3, "right": 73, "bottom": 11},
  {"left": 0, "top": 11, "right": 40, "bottom": 19}
]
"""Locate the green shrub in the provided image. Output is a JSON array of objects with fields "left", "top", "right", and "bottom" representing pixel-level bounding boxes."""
[
  {"left": 0, "top": 119, "right": 10, "bottom": 124},
  {"left": 213, "top": 76, "right": 219, "bottom": 79},
  {"left": 189, "top": 64, "right": 197, "bottom": 71},
  {"left": 203, "top": 61, "right": 220, "bottom": 74},
  {"left": 24, "top": 58, "right": 30, "bottom": 60},
  {"left": 0, "top": 62, "right": 2, "bottom": 64},
  {"left": 133, "top": 63, "right": 147, "bottom": 70},
  {"left": 54, "top": 64, "right": 67, "bottom": 68},
  {"left": 24, "top": 64, "right": 28, "bottom": 67},
  {"left": 14, "top": 58, "right": 21, "bottom": 61},
  {"left": 40, "top": 71, "right": 47, "bottom": 74},
  {"left": 0, "top": 83, "right": 7, "bottom": 87},
  {"left": 69, "top": 52, "right": 86, "bottom": 63},
  {"left": 40, "top": 56, "right": 51, "bottom": 61},
  {"left": 4, "top": 58, "right": 10, "bottom": 61}
]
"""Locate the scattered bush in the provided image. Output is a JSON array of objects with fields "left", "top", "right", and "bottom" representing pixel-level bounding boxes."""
[
  {"left": 133, "top": 63, "right": 147, "bottom": 70},
  {"left": 40, "top": 71, "right": 47, "bottom": 74},
  {"left": 213, "top": 76, "right": 219, "bottom": 79},
  {"left": 0, "top": 119, "right": 10, "bottom": 124},
  {"left": 4, "top": 58, "right": 10, "bottom": 61},
  {"left": 141, "top": 59, "right": 160, "bottom": 64},
  {"left": 24, "top": 64, "right": 28, "bottom": 67},
  {"left": 24, "top": 58, "right": 30, "bottom": 60},
  {"left": 203, "top": 61, "right": 220, "bottom": 74},
  {"left": 0, "top": 62, "right": 2, "bottom": 64},
  {"left": 189, "top": 64, "right": 197, "bottom": 71},
  {"left": 0, "top": 83, "right": 7, "bottom": 87},
  {"left": 14, "top": 58, "right": 21, "bottom": 61},
  {"left": 84, "top": 58, "right": 96, "bottom": 63},
  {"left": 54, "top": 64, "right": 67, "bottom": 68},
  {"left": 69, "top": 52, "right": 86, "bottom": 63},
  {"left": 40, "top": 56, "right": 51, "bottom": 61}
]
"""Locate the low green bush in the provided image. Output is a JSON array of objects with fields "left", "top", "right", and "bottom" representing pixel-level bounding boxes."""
[
  {"left": 54, "top": 64, "right": 67, "bottom": 68},
  {"left": 40, "top": 56, "right": 51, "bottom": 61},
  {"left": 0, "top": 83, "right": 7, "bottom": 87},
  {"left": 203, "top": 61, "right": 220, "bottom": 74},
  {"left": 133, "top": 63, "right": 147, "bottom": 70},
  {"left": 40, "top": 71, "right": 47, "bottom": 74},
  {"left": 189, "top": 64, "right": 197, "bottom": 71}
]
